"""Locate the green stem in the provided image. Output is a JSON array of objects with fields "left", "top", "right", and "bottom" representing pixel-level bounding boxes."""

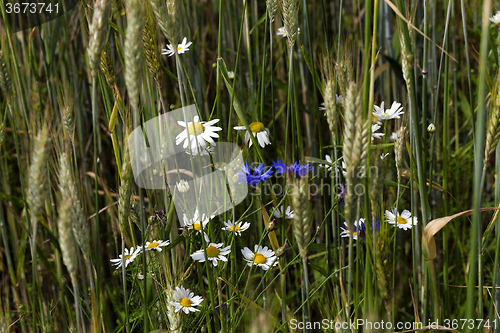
[{"left": 466, "top": 1, "right": 491, "bottom": 331}]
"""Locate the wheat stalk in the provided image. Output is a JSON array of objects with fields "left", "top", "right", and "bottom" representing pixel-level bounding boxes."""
[
  {"left": 485, "top": 85, "right": 500, "bottom": 160},
  {"left": 118, "top": 143, "right": 133, "bottom": 232},
  {"left": 143, "top": 11, "right": 163, "bottom": 91},
  {"left": 291, "top": 177, "right": 311, "bottom": 326},
  {"left": 394, "top": 126, "right": 406, "bottom": 184},
  {"left": 375, "top": 237, "right": 393, "bottom": 319},
  {"left": 62, "top": 106, "right": 75, "bottom": 144},
  {"left": 343, "top": 82, "right": 363, "bottom": 224},
  {"left": 292, "top": 179, "right": 311, "bottom": 260},
  {"left": 323, "top": 80, "right": 338, "bottom": 136},
  {"left": 281, "top": 0, "right": 300, "bottom": 49},
  {"left": 27, "top": 126, "right": 51, "bottom": 230},
  {"left": 166, "top": 286, "right": 182, "bottom": 331},
  {"left": 88, "top": 0, "right": 112, "bottom": 77},
  {"left": 149, "top": 0, "right": 179, "bottom": 45},
  {"left": 0, "top": 50, "right": 12, "bottom": 99},
  {"left": 124, "top": 0, "right": 144, "bottom": 117},
  {"left": 58, "top": 153, "right": 90, "bottom": 262},
  {"left": 0, "top": 122, "right": 5, "bottom": 152},
  {"left": 266, "top": 0, "right": 279, "bottom": 22},
  {"left": 100, "top": 42, "right": 116, "bottom": 95}
]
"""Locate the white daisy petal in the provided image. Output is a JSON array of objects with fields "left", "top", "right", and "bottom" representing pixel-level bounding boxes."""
[{"left": 241, "top": 245, "right": 278, "bottom": 270}]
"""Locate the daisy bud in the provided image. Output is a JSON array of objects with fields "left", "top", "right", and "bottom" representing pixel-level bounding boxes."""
[
  {"left": 182, "top": 225, "right": 189, "bottom": 238},
  {"left": 266, "top": 219, "right": 277, "bottom": 232},
  {"left": 427, "top": 123, "right": 436, "bottom": 133},
  {"left": 276, "top": 240, "right": 288, "bottom": 257}
]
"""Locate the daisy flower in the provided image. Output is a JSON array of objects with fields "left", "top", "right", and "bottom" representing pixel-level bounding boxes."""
[
  {"left": 372, "top": 101, "right": 404, "bottom": 121},
  {"left": 338, "top": 159, "right": 347, "bottom": 177},
  {"left": 321, "top": 156, "right": 347, "bottom": 178},
  {"left": 490, "top": 11, "right": 500, "bottom": 24},
  {"left": 144, "top": 240, "right": 170, "bottom": 252},
  {"left": 184, "top": 144, "right": 214, "bottom": 157},
  {"left": 169, "top": 286, "right": 204, "bottom": 314},
  {"left": 234, "top": 122, "right": 271, "bottom": 148},
  {"left": 371, "top": 123, "right": 385, "bottom": 141},
  {"left": 191, "top": 242, "right": 231, "bottom": 267},
  {"left": 175, "top": 115, "right": 222, "bottom": 150},
  {"left": 110, "top": 247, "right": 141, "bottom": 269},
  {"left": 241, "top": 245, "right": 279, "bottom": 270},
  {"left": 176, "top": 180, "right": 190, "bottom": 193},
  {"left": 385, "top": 208, "right": 418, "bottom": 231},
  {"left": 276, "top": 27, "right": 301, "bottom": 37},
  {"left": 320, "top": 155, "right": 334, "bottom": 172},
  {"left": 340, "top": 219, "right": 366, "bottom": 240},
  {"left": 340, "top": 219, "right": 381, "bottom": 240},
  {"left": 183, "top": 209, "right": 210, "bottom": 235},
  {"left": 319, "top": 95, "right": 344, "bottom": 113},
  {"left": 273, "top": 205, "right": 294, "bottom": 219},
  {"left": 237, "top": 162, "right": 273, "bottom": 186},
  {"left": 222, "top": 221, "right": 251, "bottom": 236},
  {"left": 161, "top": 37, "right": 193, "bottom": 57}
]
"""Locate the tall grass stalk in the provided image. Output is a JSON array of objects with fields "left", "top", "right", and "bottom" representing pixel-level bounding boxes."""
[{"left": 466, "top": 1, "right": 492, "bottom": 330}]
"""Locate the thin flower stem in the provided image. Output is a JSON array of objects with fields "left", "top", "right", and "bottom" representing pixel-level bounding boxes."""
[{"left": 121, "top": 233, "right": 129, "bottom": 333}]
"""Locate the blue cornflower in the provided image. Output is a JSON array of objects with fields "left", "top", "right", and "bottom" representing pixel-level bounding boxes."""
[
  {"left": 337, "top": 183, "right": 346, "bottom": 203},
  {"left": 272, "top": 159, "right": 288, "bottom": 175},
  {"left": 237, "top": 162, "right": 273, "bottom": 186},
  {"left": 340, "top": 219, "right": 366, "bottom": 240},
  {"left": 272, "top": 159, "right": 312, "bottom": 178},
  {"left": 289, "top": 162, "right": 313, "bottom": 178},
  {"left": 340, "top": 218, "right": 381, "bottom": 241}
]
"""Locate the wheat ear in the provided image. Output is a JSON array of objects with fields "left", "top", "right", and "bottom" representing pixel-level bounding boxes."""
[
  {"left": 88, "top": 0, "right": 112, "bottom": 77},
  {"left": 118, "top": 143, "right": 133, "bottom": 232},
  {"left": 281, "top": 0, "right": 300, "bottom": 49},
  {"left": 124, "top": 0, "right": 143, "bottom": 117}
]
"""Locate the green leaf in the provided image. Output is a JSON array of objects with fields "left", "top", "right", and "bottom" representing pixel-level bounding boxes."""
[{"left": 300, "top": 44, "right": 322, "bottom": 94}]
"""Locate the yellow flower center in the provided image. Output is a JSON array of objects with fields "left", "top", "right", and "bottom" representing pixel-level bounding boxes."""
[
  {"left": 147, "top": 242, "right": 159, "bottom": 249},
  {"left": 124, "top": 254, "right": 132, "bottom": 260},
  {"left": 193, "top": 223, "right": 201, "bottom": 231},
  {"left": 249, "top": 121, "right": 265, "bottom": 133},
  {"left": 352, "top": 231, "right": 358, "bottom": 237},
  {"left": 188, "top": 122, "right": 205, "bottom": 135},
  {"left": 229, "top": 225, "right": 241, "bottom": 232},
  {"left": 177, "top": 46, "right": 182, "bottom": 51},
  {"left": 252, "top": 253, "right": 266, "bottom": 264},
  {"left": 396, "top": 216, "right": 407, "bottom": 224},
  {"left": 179, "top": 297, "right": 192, "bottom": 307},
  {"left": 206, "top": 246, "right": 220, "bottom": 258},
  {"left": 372, "top": 115, "right": 378, "bottom": 122}
]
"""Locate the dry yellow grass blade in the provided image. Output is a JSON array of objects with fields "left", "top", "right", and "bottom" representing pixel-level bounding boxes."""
[{"left": 423, "top": 207, "right": 500, "bottom": 261}]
